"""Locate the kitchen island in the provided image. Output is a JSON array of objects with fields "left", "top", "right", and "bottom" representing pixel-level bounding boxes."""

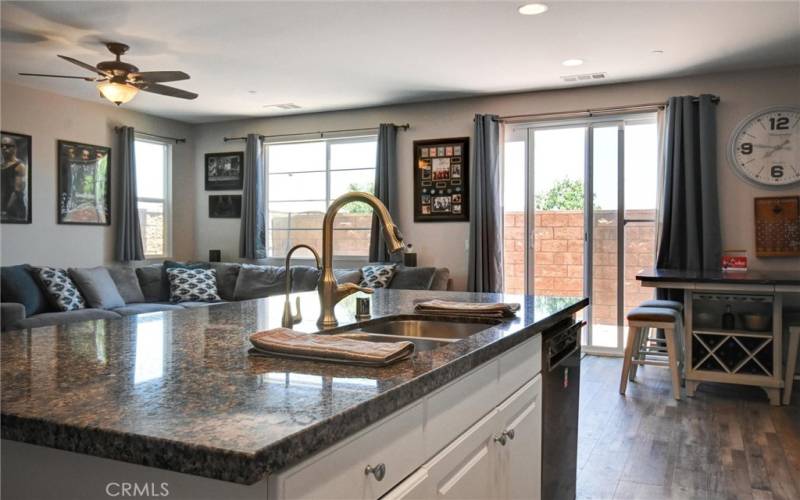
[{"left": 1, "top": 289, "right": 587, "bottom": 500}]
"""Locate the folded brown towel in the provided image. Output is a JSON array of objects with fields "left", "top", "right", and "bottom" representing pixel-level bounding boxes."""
[
  {"left": 414, "top": 299, "right": 520, "bottom": 318},
  {"left": 249, "top": 328, "right": 415, "bottom": 367}
]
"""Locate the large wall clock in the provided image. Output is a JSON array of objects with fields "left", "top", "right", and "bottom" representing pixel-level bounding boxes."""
[{"left": 729, "top": 106, "right": 800, "bottom": 189}]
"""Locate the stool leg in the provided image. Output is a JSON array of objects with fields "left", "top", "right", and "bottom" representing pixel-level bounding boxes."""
[
  {"left": 664, "top": 326, "right": 681, "bottom": 400},
  {"left": 630, "top": 327, "right": 645, "bottom": 381},
  {"left": 620, "top": 326, "right": 640, "bottom": 395},
  {"left": 782, "top": 331, "right": 799, "bottom": 405}
]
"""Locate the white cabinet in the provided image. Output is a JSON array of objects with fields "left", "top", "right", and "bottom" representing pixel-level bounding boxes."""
[
  {"left": 384, "top": 375, "right": 542, "bottom": 500},
  {"left": 270, "top": 335, "right": 544, "bottom": 500}
]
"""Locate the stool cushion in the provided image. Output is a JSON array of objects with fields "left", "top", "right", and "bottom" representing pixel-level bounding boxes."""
[
  {"left": 639, "top": 299, "right": 683, "bottom": 312},
  {"left": 627, "top": 306, "right": 680, "bottom": 323}
]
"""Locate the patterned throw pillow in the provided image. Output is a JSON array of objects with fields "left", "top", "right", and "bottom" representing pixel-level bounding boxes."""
[
  {"left": 359, "top": 264, "right": 398, "bottom": 289},
  {"left": 35, "top": 267, "right": 86, "bottom": 311},
  {"left": 166, "top": 268, "right": 221, "bottom": 303}
]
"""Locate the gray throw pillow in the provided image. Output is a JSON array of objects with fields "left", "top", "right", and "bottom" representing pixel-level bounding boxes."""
[
  {"left": 136, "top": 264, "right": 169, "bottom": 302},
  {"left": 291, "top": 266, "right": 321, "bottom": 292},
  {"left": 359, "top": 264, "right": 397, "bottom": 289},
  {"left": 334, "top": 268, "right": 362, "bottom": 285},
  {"left": 107, "top": 266, "right": 145, "bottom": 304},
  {"left": 166, "top": 268, "right": 221, "bottom": 303},
  {"left": 233, "top": 264, "right": 287, "bottom": 300},
  {"left": 35, "top": 267, "right": 86, "bottom": 312},
  {"left": 69, "top": 267, "right": 126, "bottom": 309},
  {"left": 389, "top": 267, "right": 436, "bottom": 290},
  {"left": 209, "top": 263, "right": 241, "bottom": 301}
]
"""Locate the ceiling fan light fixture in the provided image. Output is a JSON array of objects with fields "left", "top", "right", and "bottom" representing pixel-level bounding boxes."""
[{"left": 97, "top": 81, "right": 138, "bottom": 105}]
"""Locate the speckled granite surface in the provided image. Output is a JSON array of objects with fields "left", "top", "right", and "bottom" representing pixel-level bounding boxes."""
[{"left": 1, "top": 289, "right": 587, "bottom": 484}]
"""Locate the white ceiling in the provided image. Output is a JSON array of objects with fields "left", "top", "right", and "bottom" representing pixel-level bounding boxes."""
[{"left": 2, "top": 1, "right": 799, "bottom": 124}]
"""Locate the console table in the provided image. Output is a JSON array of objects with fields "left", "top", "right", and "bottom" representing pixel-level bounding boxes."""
[{"left": 637, "top": 269, "right": 800, "bottom": 405}]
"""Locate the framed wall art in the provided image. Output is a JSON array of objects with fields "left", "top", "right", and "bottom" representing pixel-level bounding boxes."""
[
  {"left": 1, "top": 131, "right": 32, "bottom": 224},
  {"left": 57, "top": 140, "right": 111, "bottom": 225},
  {"left": 205, "top": 152, "right": 244, "bottom": 190},
  {"left": 413, "top": 137, "right": 469, "bottom": 222},
  {"left": 209, "top": 194, "right": 242, "bottom": 218}
]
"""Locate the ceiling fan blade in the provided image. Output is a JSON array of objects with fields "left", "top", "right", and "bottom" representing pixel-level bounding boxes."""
[
  {"left": 57, "top": 55, "right": 107, "bottom": 76},
  {"left": 134, "top": 82, "right": 198, "bottom": 100},
  {"left": 19, "top": 72, "right": 99, "bottom": 81},
  {"left": 129, "top": 71, "right": 190, "bottom": 83}
]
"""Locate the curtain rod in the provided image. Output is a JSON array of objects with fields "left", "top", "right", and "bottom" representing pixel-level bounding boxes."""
[
  {"left": 223, "top": 123, "right": 410, "bottom": 142},
  {"left": 498, "top": 95, "right": 720, "bottom": 122},
  {"left": 115, "top": 127, "right": 186, "bottom": 144}
]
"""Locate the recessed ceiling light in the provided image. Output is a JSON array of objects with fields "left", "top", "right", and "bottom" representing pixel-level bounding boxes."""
[
  {"left": 651, "top": 49, "right": 664, "bottom": 54},
  {"left": 518, "top": 3, "right": 548, "bottom": 15},
  {"left": 562, "top": 59, "right": 584, "bottom": 67},
  {"left": 247, "top": 90, "right": 257, "bottom": 94}
]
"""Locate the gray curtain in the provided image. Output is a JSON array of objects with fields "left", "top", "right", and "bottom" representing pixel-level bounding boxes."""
[
  {"left": 467, "top": 114, "right": 503, "bottom": 293},
  {"left": 656, "top": 95, "right": 721, "bottom": 272},
  {"left": 239, "top": 134, "right": 267, "bottom": 259},
  {"left": 369, "top": 124, "right": 398, "bottom": 262},
  {"left": 114, "top": 126, "right": 144, "bottom": 262}
]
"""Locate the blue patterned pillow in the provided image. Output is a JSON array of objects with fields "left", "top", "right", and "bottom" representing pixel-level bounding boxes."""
[
  {"left": 166, "top": 268, "right": 221, "bottom": 303},
  {"left": 35, "top": 267, "right": 86, "bottom": 311},
  {"left": 359, "top": 264, "right": 397, "bottom": 289}
]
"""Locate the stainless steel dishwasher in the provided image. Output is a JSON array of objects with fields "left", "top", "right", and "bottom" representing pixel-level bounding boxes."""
[{"left": 541, "top": 318, "right": 584, "bottom": 500}]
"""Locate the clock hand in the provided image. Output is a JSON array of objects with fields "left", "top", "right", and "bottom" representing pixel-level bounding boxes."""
[{"left": 763, "top": 140, "right": 791, "bottom": 159}]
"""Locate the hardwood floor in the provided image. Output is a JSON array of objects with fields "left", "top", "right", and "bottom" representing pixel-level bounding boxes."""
[{"left": 577, "top": 355, "right": 800, "bottom": 500}]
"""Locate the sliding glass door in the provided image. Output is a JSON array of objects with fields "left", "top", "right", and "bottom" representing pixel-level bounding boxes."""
[{"left": 504, "top": 114, "right": 658, "bottom": 355}]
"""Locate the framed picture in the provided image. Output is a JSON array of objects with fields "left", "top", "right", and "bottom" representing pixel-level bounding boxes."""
[
  {"left": 413, "top": 137, "right": 469, "bottom": 222},
  {"left": 209, "top": 195, "right": 242, "bottom": 218},
  {"left": 205, "top": 152, "right": 244, "bottom": 190},
  {"left": 1, "top": 131, "right": 32, "bottom": 224},
  {"left": 57, "top": 140, "right": 110, "bottom": 225}
]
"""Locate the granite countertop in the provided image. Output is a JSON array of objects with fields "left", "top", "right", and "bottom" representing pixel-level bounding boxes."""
[
  {"left": 636, "top": 268, "right": 800, "bottom": 286},
  {"left": 1, "top": 289, "right": 587, "bottom": 485}
]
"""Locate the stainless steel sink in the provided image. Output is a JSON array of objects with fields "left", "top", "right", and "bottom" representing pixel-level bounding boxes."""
[
  {"left": 332, "top": 315, "right": 501, "bottom": 352},
  {"left": 358, "top": 318, "right": 499, "bottom": 340}
]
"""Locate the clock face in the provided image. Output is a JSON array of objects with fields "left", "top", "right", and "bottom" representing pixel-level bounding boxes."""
[{"left": 730, "top": 107, "right": 800, "bottom": 188}]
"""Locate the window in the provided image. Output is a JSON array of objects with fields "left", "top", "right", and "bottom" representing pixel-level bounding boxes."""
[
  {"left": 135, "top": 138, "right": 172, "bottom": 258},
  {"left": 265, "top": 136, "right": 376, "bottom": 258}
]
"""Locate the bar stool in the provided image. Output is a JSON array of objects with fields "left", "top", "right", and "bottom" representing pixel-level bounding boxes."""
[
  {"left": 620, "top": 306, "right": 683, "bottom": 400},
  {"left": 630, "top": 300, "right": 684, "bottom": 379},
  {"left": 784, "top": 326, "right": 799, "bottom": 405}
]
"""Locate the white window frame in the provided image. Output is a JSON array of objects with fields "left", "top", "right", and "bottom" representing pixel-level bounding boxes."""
[
  {"left": 135, "top": 136, "right": 173, "bottom": 260},
  {"left": 264, "top": 134, "right": 377, "bottom": 260}
]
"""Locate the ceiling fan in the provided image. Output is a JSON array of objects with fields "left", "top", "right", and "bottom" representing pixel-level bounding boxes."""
[{"left": 19, "top": 42, "right": 198, "bottom": 106}]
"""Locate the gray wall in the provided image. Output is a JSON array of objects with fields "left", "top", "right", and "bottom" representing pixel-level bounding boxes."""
[
  {"left": 0, "top": 83, "right": 196, "bottom": 268},
  {"left": 191, "top": 66, "right": 800, "bottom": 290}
]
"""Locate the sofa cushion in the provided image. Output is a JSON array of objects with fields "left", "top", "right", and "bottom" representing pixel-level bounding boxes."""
[
  {"left": 167, "top": 268, "right": 221, "bottom": 303},
  {"left": 334, "top": 268, "right": 362, "bottom": 285},
  {"left": 1, "top": 265, "right": 51, "bottom": 316},
  {"left": 34, "top": 267, "right": 86, "bottom": 311},
  {"left": 15, "top": 308, "right": 121, "bottom": 329},
  {"left": 389, "top": 266, "right": 436, "bottom": 290},
  {"left": 178, "top": 301, "right": 228, "bottom": 309},
  {"left": 209, "top": 263, "right": 241, "bottom": 300},
  {"left": 359, "top": 264, "right": 397, "bottom": 289},
  {"left": 431, "top": 268, "right": 451, "bottom": 291},
  {"left": 234, "top": 264, "right": 286, "bottom": 300},
  {"left": 112, "top": 303, "right": 184, "bottom": 316},
  {"left": 136, "top": 264, "right": 169, "bottom": 302},
  {"left": 69, "top": 267, "right": 125, "bottom": 309},
  {"left": 291, "top": 266, "right": 321, "bottom": 292},
  {"left": 107, "top": 266, "right": 146, "bottom": 304}
]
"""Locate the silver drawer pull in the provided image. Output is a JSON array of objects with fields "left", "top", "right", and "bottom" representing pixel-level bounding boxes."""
[
  {"left": 494, "top": 430, "right": 515, "bottom": 446},
  {"left": 365, "top": 463, "right": 386, "bottom": 481}
]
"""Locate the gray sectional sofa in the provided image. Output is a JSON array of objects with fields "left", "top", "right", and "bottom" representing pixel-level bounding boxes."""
[{"left": 1, "top": 261, "right": 451, "bottom": 331}]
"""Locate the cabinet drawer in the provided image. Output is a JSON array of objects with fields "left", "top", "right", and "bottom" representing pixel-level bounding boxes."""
[
  {"left": 273, "top": 402, "right": 424, "bottom": 500},
  {"left": 499, "top": 335, "right": 541, "bottom": 392}
]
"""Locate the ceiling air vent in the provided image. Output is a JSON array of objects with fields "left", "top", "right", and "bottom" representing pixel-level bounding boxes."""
[
  {"left": 263, "top": 103, "right": 302, "bottom": 110},
  {"left": 561, "top": 72, "right": 607, "bottom": 83}
]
